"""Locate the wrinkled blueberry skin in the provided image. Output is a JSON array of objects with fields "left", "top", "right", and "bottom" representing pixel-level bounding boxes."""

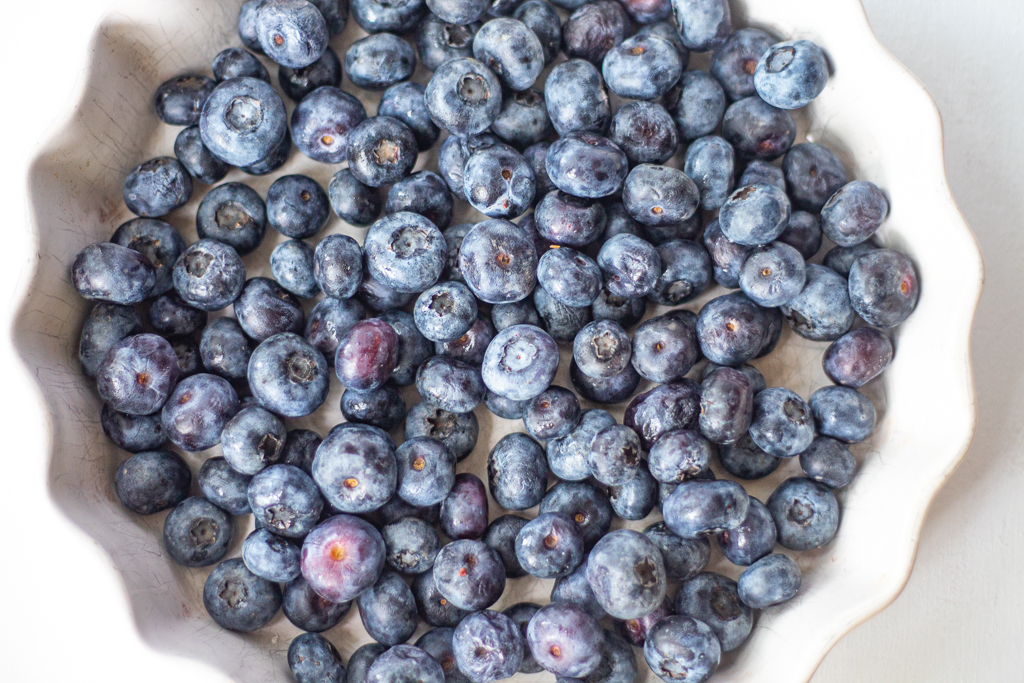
[
  {"left": 623, "top": 165, "right": 699, "bottom": 228},
  {"left": 536, "top": 192, "right": 607, "bottom": 249},
  {"left": 427, "top": 0, "right": 486, "bottom": 25},
  {"left": 383, "top": 517, "right": 440, "bottom": 574},
  {"left": 810, "top": 385, "right": 876, "bottom": 444},
  {"left": 413, "top": 571, "right": 472, "bottom": 626},
  {"left": 366, "top": 212, "right": 448, "bottom": 294},
  {"left": 484, "top": 515, "right": 530, "bottom": 578},
  {"left": 533, "top": 287, "right": 591, "bottom": 342},
  {"left": 662, "top": 480, "right": 750, "bottom": 539},
  {"left": 748, "top": 387, "right": 814, "bottom": 457},
  {"left": 716, "top": 434, "right": 778, "bottom": 479},
  {"left": 487, "top": 432, "right": 548, "bottom": 510},
  {"left": 502, "top": 603, "right": 543, "bottom": 673},
  {"left": 164, "top": 497, "right": 233, "bottom": 567},
  {"left": 527, "top": 602, "right": 604, "bottom": 677},
  {"left": 513, "top": 1, "right": 561, "bottom": 65},
  {"left": 249, "top": 463, "right": 324, "bottom": 539},
  {"left": 243, "top": 528, "right": 302, "bottom": 582},
  {"left": 540, "top": 481, "right": 613, "bottom": 549},
  {"left": 515, "top": 512, "right": 585, "bottom": 579},
  {"left": 573, "top": 319, "right": 631, "bottom": 379},
  {"left": 545, "top": 60, "right": 611, "bottom": 136},
  {"left": 435, "top": 316, "right": 496, "bottom": 365},
  {"left": 739, "top": 241, "right": 806, "bottom": 307},
  {"left": 288, "top": 633, "right": 346, "bottom": 683},
  {"left": 114, "top": 450, "right": 190, "bottom": 516},
  {"left": 459, "top": 219, "right": 539, "bottom": 303},
  {"left": 234, "top": 277, "right": 305, "bottom": 341},
  {"left": 433, "top": 539, "right": 506, "bottom": 610},
  {"left": 665, "top": 71, "right": 725, "bottom": 141},
  {"left": 312, "top": 424, "right": 396, "bottom": 513},
  {"left": 301, "top": 513, "right": 386, "bottom": 603},
  {"left": 453, "top": 610, "right": 525, "bottom": 683},
  {"left": 782, "top": 143, "right": 848, "bottom": 213},
  {"left": 417, "top": 15, "right": 480, "bottom": 71},
  {"left": 270, "top": 240, "right": 318, "bottom": 299},
  {"left": 718, "top": 183, "right": 791, "bottom": 246},
  {"left": 591, "top": 287, "right": 646, "bottom": 329},
  {"left": 699, "top": 367, "right": 754, "bottom": 445},
  {"left": 597, "top": 233, "right": 662, "bottom": 298},
  {"left": 819, "top": 180, "right": 889, "bottom": 248},
  {"left": 102, "top": 403, "right": 167, "bottom": 453},
  {"left": 426, "top": 57, "right": 503, "bottom": 136},
  {"left": 702, "top": 219, "right": 750, "bottom": 289},
  {"left": 369, "top": 645, "right": 447, "bottom": 683},
  {"left": 562, "top": 0, "right": 627, "bottom": 64},
  {"left": 405, "top": 401, "right": 479, "bottom": 462},
  {"left": 491, "top": 90, "right": 552, "bottom": 150},
  {"left": 464, "top": 143, "right": 536, "bottom": 218},
  {"left": 176, "top": 124, "right": 232, "bottom": 186},
  {"left": 291, "top": 87, "right": 367, "bottom": 164},
  {"left": 201, "top": 77, "right": 287, "bottom": 166},
  {"left": 256, "top": 0, "right": 329, "bottom": 68},
  {"left": 523, "top": 385, "right": 581, "bottom": 440},
  {"left": 696, "top": 292, "right": 767, "bottom": 366},
  {"left": 395, "top": 437, "right": 457, "bottom": 506},
  {"left": 356, "top": 569, "right": 420, "bottom": 646},
  {"left": 800, "top": 436, "right": 856, "bottom": 489},
  {"left": 439, "top": 473, "right": 489, "bottom": 540},
  {"left": 348, "top": 117, "right": 420, "bottom": 187},
  {"left": 716, "top": 497, "right": 776, "bottom": 566},
  {"left": 585, "top": 529, "right": 667, "bottom": 619},
  {"left": 349, "top": 643, "right": 390, "bottom": 683},
  {"left": 481, "top": 324, "right": 559, "bottom": 400},
  {"left": 848, "top": 248, "right": 920, "bottom": 327},
  {"left": 675, "top": 572, "right": 752, "bottom": 652},
  {"left": 346, "top": 33, "right": 417, "bottom": 92},
  {"left": 544, "top": 407, "right": 608, "bottom": 477},
  {"left": 671, "top": 0, "right": 730, "bottom": 52},
  {"left": 249, "top": 332, "right": 330, "bottom": 416},
  {"left": 684, "top": 136, "right": 735, "bottom": 210},
  {"left": 643, "top": 522, "right": 709, "bottom": 581},
  {"left": 220, "top": 405, "right": 286, "bottom": 475},
  {"left": 547, "top": 133, "right": 628, "bottom": 199},
  {"left": 415, "top": 356, "right": 485, "bottom": 412},
  {"left": 472, "top": 18, "right": 544, "bottom": 91},
  {"left": 113, "top": 218, "right": 186, "bottom": 297},
  {"left": 767, "top": 477, "right": 840, "bottom": 550},
  {"left": 96, "top": 334, "right": 178, "bottom": 415},
  {"left": 198, "top": 457, "right": 252, "bottom": 515},
  {"left": 823, "top": 326, "right": 893, "bottom": 388},
  {"left": 204, "top": 557, "right": 282, "bottom": 631},
  {"left": 644, "top": 615, "right": 720, "bottom": 683},
  {"left": 173, "top": 239, "right": 246, "bottom": 312},
  {"left": 722, "top": 96, "right": 796, "bottom": 161},
  {"left": 79, "top": 304, "right": 143, "bottom": 378},
  {"left": 631, "top": 312, "right": 700, "bottom": 384},
  {"left": 608, "top": 102, "right": 678, "bottom": 166},
  {"left": 780, "top": 264, "right": 856, "bottom": 341},
  {"left": 738, "top": 553, "right": 801, "bottom": 609},
  {"left": 608, "top": 462, "right": 658, "bottom": 520},
  {"left": 603, "top": 34, "right": 682, "bottom": 101},
  {"left": 647, "top": 429, "right": 713, "bottom": 484},
  {"left": 311, "top": 236, "right": 361, "bottom": 301},
  {"left": 754, "top": 39, "right": 829, "bottom": 110},
  {"left": 342, "top": 385, "right": 408, "bottom": 430},
  {"left": 710, "top": 28, "right": 774, "bottom": 101},
  {"left": 72, "top": 242, "right": 156, "bottom": 306},
  {"left": 551, "top": 559, "right": 606, "bottom": 620},
  {"left": 623, "top": 381, "right": 700, "bottom": 451},
  {"left": 649, "top": 239, "right": 712, "bottom": 306},
  {"left": 283, "top": 576, "right": 352, "bottom": 632},
  {"left": 417, "top": 628, "right": 469, "bottom": 683},
  {"left": 154, "top": 74, "right": 215, "bottom": 126}
]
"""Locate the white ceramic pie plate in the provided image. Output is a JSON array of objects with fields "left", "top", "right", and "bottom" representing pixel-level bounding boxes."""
[{"left": 17, "top": 0, "right": 982, "bottom": 681}]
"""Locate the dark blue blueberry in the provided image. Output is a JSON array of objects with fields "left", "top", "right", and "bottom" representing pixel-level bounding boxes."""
[
  {"left": 279, "top": 47, "right": 343, "bottom": 101},
  {"left": 603, "top": 34, "right": 683, "bottom": 101},
  {"left": 300, "top": 513, "right": 387, "bottom": 603},
  {"left": 405, "top": 401, "right": 479, "bottom": 461},
  {"left": 523, "top": 142, "right": 556, "bottom": 199},
  {"left": 517, "top": 512, "right": 585, "bottom": 578},
  {"left": 675, "top": 572, "right": 751, "bottom": 651},
  {"left": 491, "top": 89, "right": 552, "bottom": 150},
  {"left": 304, "top": 298, "right": 363, "bottom": 366},
  {"left": 96, "top": 334, "right": 178, "bottom": 415},
  {"left": 114, "top": 450, "right": 190, "bottom": 515},
  {"left": 234, "top": 277, "right": 304, "bottom": 341},
  {"left": 782, "top": 142, "right": 847, "bottom": 212},
  {"left": 718, "top": 433, "right": 779, "bottom": 479},
  {"left": 417, "top": 15, "right": 481, "bottom": 71},
  {"left": 365, "top": 212, "right": 448, "bottom": 293},
  {"left": 472, "top": 18, "right": 544, "bottom": 91},
  {"left": 148, "top": 293, "right": 206, "bottom": 337},
  {"left": 780, "top": 263, "right": 855, "bottom": 340},
  {"left": 702, "top": 218, "right": 750, "bottom": 288},
  {"left": 281, "top": 430, "right": 322, "bottom": 475},
  {"left": 540, "top": 480, "right": 613, "bottom": 548},
  {"left": 709, "top": 28, "right": 773, "bottom": 101},
  {"left": 754, "top": 39, "right": 829, "bottom": 109},
  {"left": 596, "top": 233, "right": 661, "bottom": 298},
  {"left": 697, "top": 367, "right": 754, "bottom": 448},
  {"left": 608, "top": 102, "right": 678, "bottom": 166},
  {"left": 621, "top": 0, "right": 671, "bottom": 24},
  {"left": 748, "top": 387, "right": 814, "bottom": 457},
  {"left": 526, "top": 602, "right": 604, "bottom": 677},
  {"left": 349, "top": 644, "right": 389, "bottom": 683},
  {"left": 624, "top": 381, "right": 700, "bottom": 450},
  {"left": 414, "top": 282, "right": 478, "bottom": 343},
  {"left": 664, "top": 71, "right": 726, "bottom": 142},
  {"left": 433, "top": 538, "right": 506, "bottom": 609},
  {"left": 630, "top": 312, "right": 699, "bottom": 383},
  {"left": 154, "top": 75, "right": 215, "bottom": 126},
  {"left": 535, "top": 191, "right": 607, "bottom": 248},
  {"left": 822, "top": 326, "right": 893, "bottom": 388},
  {"left": 288, "top": 633, "right": 345, "bottom": 683},
  {"left": 198, "top": 457, "right": 252, "bottom": 515},
  {"left": 200, "top": 77, "right": 287, "bottom": 166},
  {"left": 623, "top": 165, "right": 699, "bottom": 229},
  {"left": 502, "top": 603, "right": 542, "bottom": 673},
  {"left": 199, "top": 317, "right": 251, "bottom": 380},
  {"left": 167, "top": 335, "right": 201, "bottom": 378},
  {"left": 440, "top": 473, "right": 489, "bottom": 539},
  {"left": 463, "top": 143, "right": 536, "bottom": 218},
  {"left": 484, "top": 515, "right": 530, "bottom": 577},
  {"left": 848, "top": 248, "right": 919, "bottom": 327},
  {"left": 439, "top": 133, "right": 500, "bottom": 199},
  {"left": 739, "top": 241, "right": 806, "bottom": 307},
  {"left": 383, "top": 517, "right": 440, "bottom": 574},
  {"left": 823, "top": 241, "right": 879, "bottom": 278},
  {"left": 426, "top": 58, "right": 503, "bottom": 136},
  {"left": 416, "top": 356, "right": 485, "bottom": 412},
  {"left": 248, "top": 463, "right": 324, "bottom": 538},
  {"left": 485, "top": 390, "right": 529, "bottom": 418},
  {"left": 662, "top": 479, "right": 750, "bottom": 538},
  {"left": 241, "top": 127, "right": 293, "bottom": 175},
  {"left": 164, "top": 497, "right": 233, "bottom": 567},
  {"left": 737, "top": 553, "right": 801, "bottom": 609},
  {"left": 214, "top": 47, "right": 270, "bottom": 82},
  {"left": 551, "top": 559, "right": 606, "bottom": 620},
  {"left": 101, "top": 403, "right": 167, "bottom": 453},
  {"left": 357, "top": 569, "right": 420, "bottom": 645},
  {"left": 513, "top": 1, "right": 560, "bottom": 65},
  {"left": 204, "top": 557, "right": 282, "bottom": 631},
  {"left": 562, "top": 0, "right": 627, "bottom": 64},
  {"left": 573, "top": 319, "right": 631, "bottom": 379},
  {"left": 546, "top": 408, "right": 613, "bottom": 480},
  {"left": 544, "top": 60, "right": 611, "bottom": 136},
  {"left": 342, "top": 385, "right": 408, "bottom": 430},
  {"left": 820, "top": 180, "right": 888, "bottom": 247},
  {"left": 256, "top": 0, "right": 329, "bottom": 68},
  {"left": 312, "top": 235, "right": 362, "bottom": 301},
  {"left": 122, "top": 157, "right": 193, "bottom": 220},
  {"left": 739, "top": 159, "right": 786, "bottom": 191},
  {"left": 79, "top": 303, "right": 142, "bottom": 378},
  {"left": 766, "top": 477, "right": 840, "bottom": 550},
  {"left": 353, "top": 0, "right": 427, "bottom": 33},
  {"left": 643, "top": 522, "right": 709, "bottom": 581},
  {"left": 586, "top": 529, "right": 667, "bottom": 619},
  {"left": 696, "top": 291, "right": 768, "bottom": 366},
  {"left": 644, "top": 615, "right": 719, "bottom": 683},
  {"left": 591, "top": 287, "right": 646, "bottom": 328},
  {"left": 291, "top": 86, "right": 367, "bottom": 163},
  {"left": 443, "top": 223, "right": 474, "bottom": 283},
  {"left": 670, "top": 0, "right": 729, "bottom": 51},
  {"left": 266, "top": 175, "right": 330, "bottom": 239},
  {"left": 799, "top": 436, "right": 856, "bottom": 488},
  {"left": 312, "top": 424, "right": 397, "bottom": 513},
  {"left": 718, "top": 182, "right": 791, "bottom": 246},
  {"left": 459, "top": 219, "right": 538, "bottom": 303},
  {"left": 173, "top": 239, "right": 246, "bottom": 312},
  {"left": 608, "top": 463, "right": 658, "bottom": 520},
  {"left": 649, "top": 239, "right": 712, "bottom": 306},
  {"left": 249, "top": 332, "right": 330, "bottom": 416},
  {"left": 547, "top": 133, "right": 628, "bottom": 199},
  {"left": 283, "top": 576, "right": 352, "bottom": 631},
  {"left": 777, "top": 210, "right": 822, "bottom": 260},
  {"left": 716, "top": 497, "right": 776, "bottom": 566},
  {"left": 111, "top": 219, "right": 185, "bottom": 298},
  {"left": 377, "top": 86, "right": 441, "bottom": 154},
  {"left": 417, "top": 629, "right": 469, "bottom": 683},
  {"left": 721, "top": 96, "right": 795, "bottom": 161},
  {"left": 270, "top": 240, "right": 318, "bottom": 299},
  {"left": 486, "top": 432, "right": 547, "bottom": 510},
  {"left": 435, "top": 316, "right": 496, "bottom": 365},
  {"left": 219, "top": 405, "right": 286, "bottom": 475},
  {"left": 368, "top": 646, "right": 447, "bottom": 683},
  {"left": 243, "top": 528, "right": 302, "bottom": 582},
  {"left": 615, "top": 599, "right": 673, "bottom": 647},
  {"left": 647, "top": 429, "right": 713, "bottom": 483},
  {"left": 683, "top": 136, "right": 735, "bottom": 210},
  {"left": 453, "top": 610, "right": 525, "bottom": 682},
  {"left": 310, "top": 0, "right": 349, "bottom": 35},
  {"left": 523, "top": 385, "right": 581, "bottom": 440},
  {"left": 395, "top": 437, "right": 457, "bottom": 506},
  {"left": 809, "top": 385, "right": 876, "bottom": 444},
  {"left": 174, "top": 125, "right": 230, "bottom": 185},
  {"left": 481, "top": 323, "right": 559, "bottom": 400},
  {"left": 413, "top": 571, "right": 472, "bottom": 626},
  {"left": 196, "top": 182, "right": 267, "bottom": 255},
  {"left": 570, "top": 358, "right": 640, "bottom": 404},
  {"left": 346, "top": 33, "right": 417, "bottom": 91}
]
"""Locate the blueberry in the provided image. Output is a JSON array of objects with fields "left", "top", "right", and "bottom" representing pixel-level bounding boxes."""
[
  {"left": 562, "top": 1, "right": 628, "bottom": 64},
  {"left": 539, "top": 480, "right": 613, "bottom": 548},
  {"left": 662, "top": 479, "right": 749, "bottom": 538},
  {"left": 356, "top": 569, "right": 420, "bottom": 645},
  {"left": 523, "top": 143, "right": 556, "bottom": 199},
  {"left": 203, "top": 557, "right": 282, "bottom": 631},
  {"left": 277, "top": 430, "right": 321, "bottom": 476},
  {"left": 643, "top": 522, "right": 709, "bottom": 581},
  {"left": 780, "top": 263, "right": 855, "bottom": 341},
  {"left": 72, "top": 243, "right": 154, "bottom": 308},
  {"left": 310, "top": 0, "right": 349, "bottom": 35},
  {"left": 417, "top": 15, "right": 481, "bottom": 71},
  {"left": 377, "top": 87, "right": 441, "bottom": 155},
  {"left": 439, "top": 133, "right": 501, "bottom": 199},
  {"left": 383, "top": 517, "right": 440, "bottom": 574},
  {"left": 624, "top": 381, "right": 701, "bottom": 450},
  {"left": 95, "top": 334, "right": 178, "bottom": 416},
  {"left": 349, "top": 644, "right": 390, "bottom": 683},
  {"left": 513, "top": 1, "right": 561, "bottom": 64},
  {"left": 249, "top": 463, "right": 324, "bottom": 539},
  {"left": 173, "top": 239, "right": 246, "bottom": 312},
  {"left": 463, "top": 143, "right": 536, "bottom": 218},
  {"left": 586, "top": 529, "right": 667, "bottom": 619},
  {"left": 716, "top": 434, "right": 778, "bottom": 479},
  {"left": 622, "top": 166, "right": 699, "bottom": 231},
  {"left": 620, "top": 0, "right": 670, "bottom": 23},
  {"left": 256, "top": 0, "right": 329, "bottom": 68},
  {"left": 154, "top": 75, "right": 216, "bottom": 126},
  {"left": 427, "top": 0, "right": 487, "bottom": 25},
  {"left": 369, "top": 645, "right": 446, "bottom": 683},
  {"left": 367, "top": 214, "right": 448, "bottom": 295},
  {"left": 645, "top": 616, "right": 721, "bottom": 683},
  {"left": 572, "top": 319, "right": 630, "bottom": 380},
  {"left": 809, "top": 385, "right": 876, "bottom": 444},
  {"left": 631, "top": 312, "right": 700, "bottom": 383},
  {"left": 721, "top": 96, "right": 795, "bottom": 161},
  {"left": 101, "top": 403, "right": 166, "bottom": 454},
  {"left": 608, "top": 463, "right": 658, "bottom": 520},
  {"left": 767, "top": 476, "right": 840, "bottom": 550},
  {"left": 312, "top": 424, "right": 397, "bottom": 513},
  {"left": 547, "top": 133, "right": 628, "bottom": 199},
  {"left": 114, "top": 450, "right": 191, "bottom": 516},
  {"left": 822, "top": 326, "right": 892, "bottom": 388},
  {"left": 551, "top": 559, "right": 606, "bottom": 620},
  {"left": 526, "top": 602, "right": 603, "bottom": 677},
  {"left": 196, "top": 456, "right": 251, "bottom": 515},
  {"left": 164, "top": 497, "right": 233, "bottom": 567},
  {"left": 279, "top": 47, "right": 343, "bottom": 101},
  {"left": 173, "top": 125, "right": 230, "bottom": 185},
  {"left": 754, "top": 39, "right": 829, "bottom": 109},
  {"left": 591, "top": 287, "right": 646, "bottom": 328},
  {"left": 597, "top": 233, "right": 662, "bottom": 298},
  {"left": 435, "top": 316, "right": 497, "bottom": 365},
  {"left": 670, "top": 0, "right": 730, "bottom": 51},
  {"left": 848, "top": 248, "right": 919, "bottom": 327},
  {"left": 739, "top": 159, "right": 786, "bottom": 191},
  {"left": 412, "top": 283, "right": 476, "bottom": 344},
  {"left": 648, "top": 239, "right": 712, "bottom": 306},
  {"left": 218, "top": 406, "right": 285, "bottom": 475},
  {"left": 459, "top": 219, "right": 538, "bottom": 303},
  {"left": 771, "top": 212, "right": 820, "bottom": 261},
  {"left": 243, "top": 528, "right": 302, "bottom": 582},
  {"left": 201, "top": 77, "right": 287, "bottom": 166},
  {"left": 485, "top": 390, "right": 529, "bottom": 418},
  {"left": 737, "top": 553, "right": 801, "bottom": 609},
  {"left": 647, "top": 429, "right": 713, "bottom": 484},
  {"left": 746, "top": 386, "right": 813, "bottom": 457},
  {"left": 480, "top": 324, "right": 558, "bottom": 400},
  {"left": 283, "top": 576, "right": 352, "bottom": 631},
  {"left": 433, "top": 538, "right": 506, "bottom": 609},
  {"left": 675, "top": 572, "right": 751, "bottom": 651},
  {"left": 234, "top": 277, "right": 305, "bottom": 342},
  {"left": 405, "top": 401, "right": 479, "bottom": 461},
  {"left": 709, "top": 28, "right": 773, "bottom": 101},
  {"left": 717, "top": 497, "right": 776, "bottom": 566},
  {"left": 79, "top": 304, "right": 143, "bottom": 379},
  {"left": 269, "top": 240, "right": 317, "bottom": 299},
  {"left": 799, "top": 436, "right": 856, "bottom": 489},
  {"left": 702, "top": 219, "right": 750, "bottom": 289},
  {"left": 779, "top": 143, "right": 847, "bottom": 213},
  {"left": 523, "top": 385, "right": 581, "bottom": 440},
  {"left": 426, "top": 58, "right": 503, "bottom": 136},
  {"left": 348, "top": 117, "right": 420, "bottom": 188},
  {"left": 288, "top": 633, "right": 346, "bottom": 683},
  {"left": 503, "top": 603, "right": 543, "bottom": 672},
  {"left": 346, "top": 33, "right": 417, "bottom": 91},
  {"left": 603, "top": 34, "right": 683, "bottom": 101},
  {"left": 247, "top": 333, "right": 329, "bottom": 417},
  {"left": 238, "top": 0, "right": 267, "bottom": 52},
  {"left": 310, "top": 239, "right": 361, "bottom": 303},
  {"left": 440, "top": 473, "right": 490, "bottom": 539},
  {"left": 341, "top": 385, "right": 408, "bottom": 430},
  {"left": 413, "top": 571, "right": 472, "bottom": 626},
  {"left": 301, "top": 513, "right": 386, "bottom": 602},
  {"left": 535, "top": 191, "right": 607, "bottom": 248},
  {"left": 570, "top": 359, "right": 641, "bottom": 404},
  {"left": 738, "top": 241, "right": 805, "bottom": 307},
  {"left": 484, "top": 515, "right": 530, "bottom": 578},
  {"left": 195, "top": 184, "right": 266, "bottom": 256},
  {"left": 395, "top": 437, "right": 457, "bottom": 506},
  {"left": 453, "top": 610, "right": 525, "bottom": 682},
  {"left": 719, "top": 183, "right": 791, "bottom": 246},
  {"left": 147, "top": 294, "right": 206, "bottom": 338},
  {"left": 113, "top": 220, "right": 186, "bottom": 299},
  {"left": 415, "top": 356, "right": 484, "bottom": 412},
  {"left": 417, "top": 628, "right": 469, "bottom": 683},
  {"left": 242, "top": 127, "right": 294, "bottom": 175},
  {"left": 664, "top": 71, "right": 726, "bottom": 141},
  {"left": 332, "top": 318, "right": 400, "bottom": 393},
  {"left": 263, "top": 179, "right": 329, "bottom": 243},
  {"left": 608, "top": 101, "right": 678, "bottom": 166},
  {"left": 214, "top": 47, "right": 270, "bottom": 83},
  {"left": 487, "top": 432, "right": 547, "bottom": 510},
  {"left": 544, "top": 60, "right": 611, "bottom": 136},
  {"left": 472, "top": 18, "right": 544, "bottom": 91},
  {"left": 546, "top": 408, "right": 613, "bottom": 480},
  {"left": 491, "top": 90, "right": 552, "bottom": 150},
  {"left": 696, "top": 292, "right": 768, "bottom": 365},
  {"left": 353, "top": 0, "right": 427, "bottom": 33},
  {"left": 681, "top": 136, "right": 735, "bottom": 211},
  {"left": 695, "top": 366, "right": 752, "bottom": 445},
  {"left": 615, "top": 599, "right": 673, "bottom": 647}
]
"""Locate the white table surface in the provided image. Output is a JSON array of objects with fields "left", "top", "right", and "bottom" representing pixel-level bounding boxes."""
[{"left": 1, "top": 0, "right": 1020, "bottom": 680}]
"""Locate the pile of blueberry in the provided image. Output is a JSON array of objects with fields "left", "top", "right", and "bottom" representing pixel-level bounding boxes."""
[{"left": 70, "top": 0, "right": 921, "bottom": 680}]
